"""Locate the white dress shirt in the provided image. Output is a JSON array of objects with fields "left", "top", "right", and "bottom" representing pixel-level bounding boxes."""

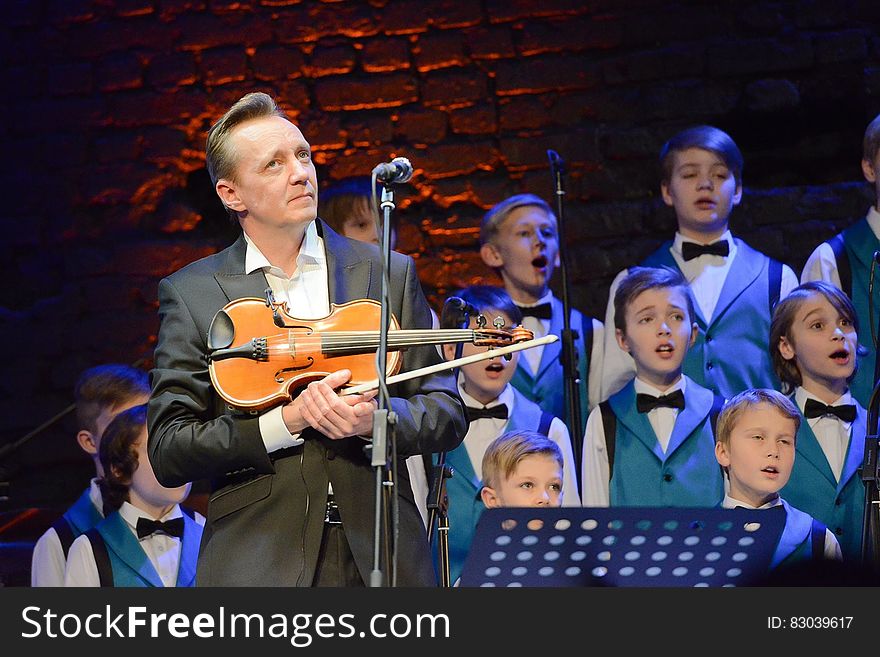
[
  {"left": 721, "top": 493, "right": 842, "bottom": 561},
  {"left": 64, "top": 503, "right": 190, "bottom": 587},
  {"left": 599, "top": 230, "right": 798, "bottom": 400},
  {"left": 581, "top": 376, "right": 686, "bottom": 507},
  {"left": 30, "top": 478, "right": 103, "bottom": 587},
  {"left": 244, "top": 223, "right": 330, "bottom": 454},
  {"left": 801, "top": 205, "right": 880, "bottom": 287},
  {"left": 794, "top": 387, "right": 854, "bottom": 483}
]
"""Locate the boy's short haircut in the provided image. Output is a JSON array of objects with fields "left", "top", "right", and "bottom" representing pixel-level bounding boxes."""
[
  {"left": 613, "top": 266, "right": 696, "bottom": 334},
  {"left": 481, "top": 430, "right": 563, "bottom": 490},
  {"left": 74, "top": 364, "right": 150, "bottom": 436},
  {"left": 442, "top": 285, "right": 523, "bottom": 329},
  {"left": 769, "top": 281, "right": 866, "bottom": 394},
  {"left": 715, "top": 388, "right": 800, "bottom": 450},
  {"left": 98, "top": 404, "right": 147, "bottom": 516},
  {"left": 659, "top": 125, "right": 744, "bottom": 186},
  {"left": 479, "top": 193, "right": 556, "bottom": 246},
  {"left": 864, "top": 113, "right": 880, "bottom": 163}
]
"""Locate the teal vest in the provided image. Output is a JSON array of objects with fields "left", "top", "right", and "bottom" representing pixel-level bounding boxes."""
[
  {"left": 779, "top": 400, "right": 867, "bottom": 561},
  {"left": 772, "top": 500, "right": 822, "bottom": 570},
  {"left": 607, "top": 379, "right": 723, "bottom": 507},
  {"left": 440, "top": 388, "right": 549, "bottom": 584},
  {"left": 510, "top": 296, "right": 592, "bottom": 436},
  {"left": 832, "top": 219, "right": 880, "bottom": 407},
  {"left": 94, "top": 511, "right": 202, "bottom": 587},
  {"left": 642, "top": 239, "right": 782, "bottom": 399},
  {"left": 62, "top": 488, "right": 103, "bottom": 537}
]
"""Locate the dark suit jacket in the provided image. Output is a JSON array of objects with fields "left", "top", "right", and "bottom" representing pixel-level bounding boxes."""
[{"left": 146, "top": 220, "right": 467, "bottom": 586}]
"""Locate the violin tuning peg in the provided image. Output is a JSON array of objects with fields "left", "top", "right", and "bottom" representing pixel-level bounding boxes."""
[
  {"left": 492, "top": 316, "right": 505, "bottom": 329},
  {"left": 476, "top": 314, "right": 487, "bottom": 329}
]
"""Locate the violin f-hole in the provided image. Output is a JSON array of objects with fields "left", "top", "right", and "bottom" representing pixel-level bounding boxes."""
[{"left": 274, "top": 360, "right": 314, "bottom": 383}]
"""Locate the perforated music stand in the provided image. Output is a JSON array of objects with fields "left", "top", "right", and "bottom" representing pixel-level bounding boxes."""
[{"left": 459, "top": 507, "right": 785, "bottom": 588}]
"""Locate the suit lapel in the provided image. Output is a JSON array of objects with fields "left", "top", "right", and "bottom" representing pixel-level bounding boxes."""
[
  {"left": 446, "top": 444, "right": 481, "bottom": 491},
  {"left": 795, "top": 415, "right": 838, "bottom": 488},
  {"left": 321, "top": 220, "right": 372, "bottom": 303},
  {"left": 175, "top": 515, "right": 200, "bottom": 587},
  {"left": 213, "top": 234, "right": 270, "bottom": 302},
  {"left": 665, "top": 381, "right": 712, "bottom": 458},
  {"left": 838, "top": 405, "right": 867, "bottom": 494},
  {"left": 707, "top": 240, "right": 762, "bottom": 327},
  {"left": 103, "top": 514, "right": 164, "bottom": 587},
  {"left": 534, "top": 298, "right": 563, "bottom": 379},
  {"left": 610, "top": 382, "right": 664, "bottom": 461}
]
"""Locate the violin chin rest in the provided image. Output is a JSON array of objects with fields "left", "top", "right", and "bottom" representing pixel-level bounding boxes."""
[{"left": 208, "top": 309, "right": 235, "bottom": 350}]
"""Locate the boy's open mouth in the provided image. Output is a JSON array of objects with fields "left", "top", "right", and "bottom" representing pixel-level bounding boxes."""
[
  {"left": 830, "top": 349, "right": 849, "bottom": 363},
  {"left": 531, "top": 255, "right": 548, "bottom": 268},
  {"left": 761, "top": 466, "right": 779, "bottom": 474}
]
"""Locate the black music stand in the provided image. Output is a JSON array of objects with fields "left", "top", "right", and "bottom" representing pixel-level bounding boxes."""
[{"left": 460, "top": 507, "right": 785, "bottom": 588}]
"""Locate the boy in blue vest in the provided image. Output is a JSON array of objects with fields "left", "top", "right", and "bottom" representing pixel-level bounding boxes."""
[
  {"left": 479, "top": 193, "right": 604, "bottom": 435},
  {"left": 801, "top": 113, "right": 880, "bottom": 407},
  {"left": 30, "top": 363, "right": 150, "bottom": 586},
  {"left": 769, "top": 281, "right": 868, "bottom": 561},
  {"left": 480, "top": 430, "right": 564, "bottom": 509},
  {"left": 600, "top": 125, "right": 798, "bottom": 402},
  {"left": 581, "top": 266, "right": 724, "bottom": 507},
  {"left": 64, "top": 404, "right": 203, "bottom": 587},
  {"left": 431, "top": 284, "right": 580, "bottom": 584},
  {"left": 714, "top": 388, "right": 841, "bottom": 569}
]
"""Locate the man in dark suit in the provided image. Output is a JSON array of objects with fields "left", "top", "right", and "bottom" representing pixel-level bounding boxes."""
[{"left": 146, "top": 92, "right": 467, "bottom": 586}]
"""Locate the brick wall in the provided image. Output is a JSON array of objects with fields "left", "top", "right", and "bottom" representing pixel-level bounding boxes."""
[{"left": 1, "top": 0, "right": 879, "bottom": 507}]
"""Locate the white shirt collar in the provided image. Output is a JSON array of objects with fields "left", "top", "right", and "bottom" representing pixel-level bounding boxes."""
[
  {"left": 118, "top": 501, "right": 183, "bottom": 533},
  {"left": 517, "top": 291, "right": 554, "bottom": 308},
  {"left": 457, "top": 381, "right": 514, "bottom": 409},
  {"left": 794, "top": 386, "right": 853, "bottom": 412},
  {"left": 722, "top": 493, "right": 782, "bottom": 510},
  {"left": 243, "top": 221, "right": 324, "bottom": 276},
  {"left": 866, "top": 205, "right": 880, "bottom": 240},
  {"left": 633, "top": 375, "right": 686, "bottom": 397}
]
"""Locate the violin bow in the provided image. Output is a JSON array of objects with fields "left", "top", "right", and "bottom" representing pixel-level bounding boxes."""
[{"left": 343, "top": 335, "right": 558, "bottom": 396}]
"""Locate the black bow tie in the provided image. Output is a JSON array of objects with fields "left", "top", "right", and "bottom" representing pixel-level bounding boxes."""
[
  {"left": 136, "top": 516, "right": 184, "bottom": 539},
  {"left": 517, "top": 303, "right": 552, "bottom": 320},
  {"left": 803, "top": 398, "right": 856, "bottom": 423},
  {"left": 636, "top": 390, "right": 686, "bottom": 413},
  {"left": 466, "top": 404, "right": 509, "bottom": 423},
  {"left": 681, "top": 240, "right": 729, "bottom": 261}
]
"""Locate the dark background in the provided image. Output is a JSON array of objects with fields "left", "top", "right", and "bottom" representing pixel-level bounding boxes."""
[{"left": 1, "top": 0, "right": 878, "bottom": 514}]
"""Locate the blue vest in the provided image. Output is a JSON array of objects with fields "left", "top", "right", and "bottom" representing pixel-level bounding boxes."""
[
  {"left": 94, "top": 511, "right": 202, "bottom": 587},
  {"left": 642, "top": 239, "right": 782, "bottom": 399},
  {"left": 607, "top": 379, "right": 724, "bottom": 507},
  {"left": 771, "top": 500, "right": 821, "bottom": 570},
  {"left": 779, "top": 401, "right": 867, "bottom": 561},
  {"left": 440, "top": 388, "right": 549, "bottom": 584},
  {"left": 62, "top": 488, "right": 103, "bottom": 538},
  {"left": 832, "top": 219, "right": 880, "bottom": 407},
  {"left": 510, "top": 296, "right": 592, "bottom": 435}
]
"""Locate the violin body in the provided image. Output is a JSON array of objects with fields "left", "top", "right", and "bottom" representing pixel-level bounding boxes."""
[{"left": 208, "top": 298, "right": 402, "bottom": 412}]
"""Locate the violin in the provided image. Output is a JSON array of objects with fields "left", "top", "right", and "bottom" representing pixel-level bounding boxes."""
[{"left": 207, "top": 296, "right": 535, "bottom": 411}]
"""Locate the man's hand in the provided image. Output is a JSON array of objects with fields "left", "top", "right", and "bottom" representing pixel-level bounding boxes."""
[{"left": 281, "top": 369, "right": 378, "bottom": 439}]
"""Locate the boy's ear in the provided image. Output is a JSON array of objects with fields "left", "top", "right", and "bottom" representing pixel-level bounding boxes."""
[
  {"left": 863, "top": 157, "right": 877, "bottom": 183},
  {"left": 216, "top": 178, "right": 245, "bottom": 213},
  {"left": 732, "top": 183, "right": 743, "bottom": 206},
  {"left": 777, "top": 335, "right": 796, "bottom": 361},
  {"left": 714, "top": 440, "right": 730, "bottom": 468},
  {"left": 660, "top": 181, "right": 674, "bottom": 207},
  {"left": 480, "top": 242, "right": 503, "bottom": 269},
  {"left": 615, "top": 327, "right": 631, "bottom": 354},
  {"left": 76, "top": 430, "right": 99, "bottom": 457},
  {"left": 480, "top": 486, "right": 500, "bottom": 508},
  {"left": 688, "top": 322, "right": 698, "bottom": 348}
]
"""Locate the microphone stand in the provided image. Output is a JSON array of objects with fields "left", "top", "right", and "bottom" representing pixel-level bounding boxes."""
[
  {"left": 860, "top": 253, "right": 880, "bottom": 570},
  {"left": 368, "top": 179, "right": 399, "bottom": 587},
  {"left": 547, "top": 149, "right": 584, "bottom": 485}
]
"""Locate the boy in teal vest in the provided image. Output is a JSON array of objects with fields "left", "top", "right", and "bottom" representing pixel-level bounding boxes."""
[
  {"left": 429, "top": 285, "right": 580, "bottom": 584},
  {"left": 770, "top": 281, "right": 869, "bottom": 561},
  {"left": 479, "top": 193, "right": 604, "bottom": 437},
  {"left": 600, "top": 126, "right": 798, "bottom": 402},
  {"left": 582, "top": 266, "right": 724, "bottom": 507},
  {"left": 801, "top": 113, "right": 880, "bottom": 407},
  {"left": 714, "top": 389, "right": 841, "bottom": 570},
  {"left": 64, "top": 405, "right": 203, "bottom": 587},
  {"left": 480, "top": 430, "right": 564, "bottom": 509},
  {"left": 30, "top": 364, "right": 150, "bottom": 587}
]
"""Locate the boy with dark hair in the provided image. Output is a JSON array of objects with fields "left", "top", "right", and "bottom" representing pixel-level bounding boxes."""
[
  {"left": 479, "top": 193, "right": 604, "bottom": 436},
  {"left": 600, "top": 125, "right": 798, "bottom": 402},
  {"left": 31, "top": 364, "right": 150, "bottom": 586},
  {"left": 801, "top": 113, "right": 880, "bottom": 407},
  {"left": 582, "top": 266, "right": 724, "bottom": 508}
]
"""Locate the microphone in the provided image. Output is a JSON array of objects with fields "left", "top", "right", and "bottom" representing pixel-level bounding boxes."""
[
  {"left": 547, "top": 149, "right": 566, "bottom": 174},
  {"left": 372, "top": 157, "right": 413, "bottom": 184},
  {"left": 441, "top": 296, "right": 478, "bottom": 329}
]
